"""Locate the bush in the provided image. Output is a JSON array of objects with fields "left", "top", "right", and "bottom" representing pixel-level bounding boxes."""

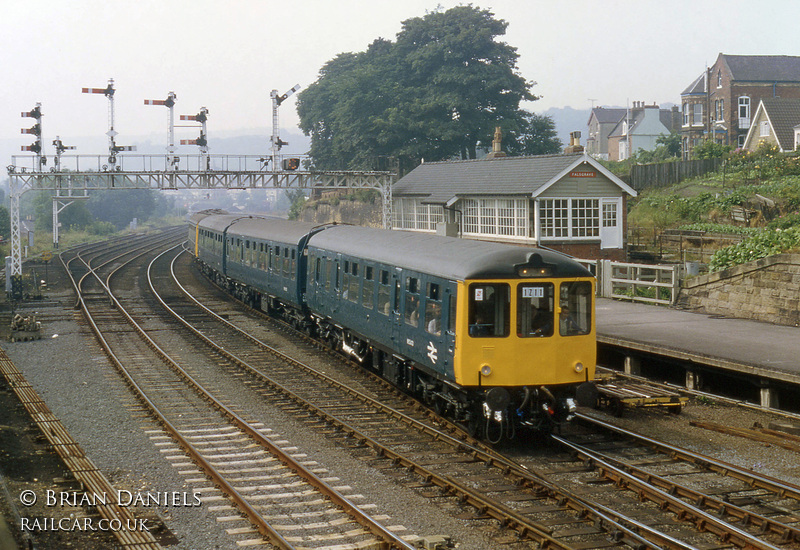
[
  {"left": 766, "top": 211, "right": 800, "bottom": 230},
  {"left": 87, "top": 221, "right": 116, "bottom": 235},
  {"left": 709, "top": 227, "right": 800, "bottom": 271}
]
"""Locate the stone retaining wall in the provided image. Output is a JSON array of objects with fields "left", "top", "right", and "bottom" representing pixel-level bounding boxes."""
[
  {"left": 299, "top": 199, "right": 382, "bottom": 227},
  {"left": 676, "top": 253, "right": 800, "bottom": 327}
]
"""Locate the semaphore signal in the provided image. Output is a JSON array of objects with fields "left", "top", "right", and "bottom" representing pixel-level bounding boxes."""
[
  {"left": 269, "top": 84, "right": 300, "bottom": 170},
  {"left": 52, "top": 136, "right": 76, "bottom": 170},
  {"left": 145, "top": 91, "right": 179, "bottom": 170},
  {"left": 82, "top": 79, "right": 136, "bottom": 169},
  {"left": 179, "top": 107, "right": 210, "bottom": 169},
  {"left": 20, "top": 103, "right": 45, "bottom": 168}
]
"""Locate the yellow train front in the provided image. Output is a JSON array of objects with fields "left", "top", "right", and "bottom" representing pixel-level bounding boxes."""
[{"left": 453, "top": 262, "right": 597, "bottom": 439}]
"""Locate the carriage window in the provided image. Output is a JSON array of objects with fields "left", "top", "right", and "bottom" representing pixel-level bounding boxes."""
[
  {"left": 315, "top": 257, "right": 322, "bottom": 284},
  {"left": 346, "top": 261, "right": 359, "bottom": 303},
  {"left": 377, "top": 269, "right": 391, "bottom": 315},
  {"left": 362, "top": 266, "right": 374, "bottom": 309},
  {"left": 405, "top": 276, "right": 420, "bottom": 327},
  {"left": 468, "top": 284, "right": 510, "bottom": 338},
  {"left": 517, "top": 283, "right": 554, "bottom": 338},
  {"left": 325, "top": 259, "right": 333, "bottom": 292},
  {"left": 559, "top": 281, "right": 592, "bottom": 336},
  {"left": 425, "top": 282, "right": 442, "bottom": 336}
]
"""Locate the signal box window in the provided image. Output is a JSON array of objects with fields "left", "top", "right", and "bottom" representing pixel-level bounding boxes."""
[
  {"left": 559, "top": 281, "right": 592, "bottom": 336},
  {"left": 517, "top": 283, "right": 554, "bottom": 337},
  {"left": 468, "top": 284, "right": 510, "bottom": 338}
]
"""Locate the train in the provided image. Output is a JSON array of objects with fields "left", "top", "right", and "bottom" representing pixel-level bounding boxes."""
[{"left": 188, "top": 211, "right": 598, "bottom": 441}]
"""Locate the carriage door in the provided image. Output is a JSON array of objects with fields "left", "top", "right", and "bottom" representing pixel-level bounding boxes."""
[
  {"left": 600, "top": 198, "right": 622, "bottom": 249},
  {"left": 390, "top": 268, "right": 402, "bottom": 345}
]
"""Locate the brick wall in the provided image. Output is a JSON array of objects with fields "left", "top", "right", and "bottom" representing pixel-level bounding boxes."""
[{"left": 677, "top": 254, "right": 800, "bottom": 326}]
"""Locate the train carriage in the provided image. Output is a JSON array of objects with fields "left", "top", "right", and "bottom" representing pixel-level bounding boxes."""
[
  {"left": 189, "top": 212, "right": 597, "bottom": 440},
  {"left": 193, "top": 214, "right": 318, "bottom": 312}
]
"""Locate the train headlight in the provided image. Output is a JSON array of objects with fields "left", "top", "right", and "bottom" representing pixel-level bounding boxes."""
[
  {"left": 574, "top": 362, "right": 585, "bottom": 374},
  {"left": 480, "top": 364, "right": 492, "bottom": 377}
]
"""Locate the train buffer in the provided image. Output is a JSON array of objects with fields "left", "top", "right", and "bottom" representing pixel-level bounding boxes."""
[{"left": 594, "top": 377, "right": 688, "bottom": 416}]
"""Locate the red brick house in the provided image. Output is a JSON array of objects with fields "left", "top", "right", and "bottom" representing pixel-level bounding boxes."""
[{"left": 681, "top": 54, "right": 800, "bottom": 158}]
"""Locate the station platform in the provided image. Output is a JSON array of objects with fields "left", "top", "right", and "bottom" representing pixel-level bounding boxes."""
[{"left": 595, "top": 298, "right": 800, "bottom": 392}]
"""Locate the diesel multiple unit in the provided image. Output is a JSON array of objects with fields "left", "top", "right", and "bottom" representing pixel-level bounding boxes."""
[{"left": 189, "top": 211, "right": 597, "bottom": 441}]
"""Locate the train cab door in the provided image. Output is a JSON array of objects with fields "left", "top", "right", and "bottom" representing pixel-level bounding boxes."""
[{"left": 443, "top": 286, "right": 456, "bottom": 369}]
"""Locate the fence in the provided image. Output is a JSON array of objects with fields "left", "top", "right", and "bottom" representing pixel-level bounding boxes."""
[
  {"left": 630, "top": 158, "right": 722, "bottom": 190},
  {"left": 578, "top": 259, "right": 681, "bottom": 306}
]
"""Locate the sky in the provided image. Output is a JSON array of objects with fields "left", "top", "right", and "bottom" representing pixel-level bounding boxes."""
[{"left": 2, "top": 0, "right": 799, "bottom": 161}]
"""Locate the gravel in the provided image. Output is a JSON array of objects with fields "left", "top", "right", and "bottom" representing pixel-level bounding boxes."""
[{"left": 2, "top": 259, "right": 799, "bottom": 550}]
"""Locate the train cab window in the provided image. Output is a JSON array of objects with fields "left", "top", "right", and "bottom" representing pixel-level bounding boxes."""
[
  {"left": 362, "top": 266, "right": 374, "bottom": 309},
  {"left": 517, "top": 283, "right": 554, "bottom": 338},
  {"left": 558, "top": 281, "right": 592, "bottom": 336},
  {"left": 468, "top": 284, "right": 510, "bottom": 338},
  {"left": 425, "top": 282, "right": 442, "bottom": 336},
  {"left": 405, "top": 277, "right": 420, "bottom": 327},
  {"left": 377, "top": 270, "right": 391, "bottom": 315}
]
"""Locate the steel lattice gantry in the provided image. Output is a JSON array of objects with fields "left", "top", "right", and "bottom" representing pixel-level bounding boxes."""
[{"left": 7, "top": 160, "right": 395, "bottom": 278}]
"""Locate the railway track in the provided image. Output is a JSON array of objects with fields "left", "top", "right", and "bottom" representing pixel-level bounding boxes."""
[
  {"left": 61, "top": 230, "right": 416, "bottom": 550},
  {"left": 161, "top": 240, "right": 800, "bottom": 550},
  {"left": 550, "top": 413, "right": 800, "bottom": 548},
  {"left": 51, "top": 227, "right": 800, "bottom": 550}
]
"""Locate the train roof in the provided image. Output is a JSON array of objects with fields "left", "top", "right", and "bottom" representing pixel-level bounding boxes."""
[
  {"left": 308, "top": 225, "right": 593, "bottom": 280},
  {"left": 188, "top": 209, "right": 228, "bottom": 226},
  {"left": 199, "top": 214, "right": 318, "bottom": 244}
]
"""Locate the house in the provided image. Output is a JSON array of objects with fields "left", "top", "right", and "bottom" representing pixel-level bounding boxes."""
[
  {"left": 742, "top": 98, "right": 800, "bottom": 152},
  {"left": 586, "top": 107, "right": 626, "bottom": 160},
  {"left": 606, "top": 102, "right": 679, "bottom": 161},
  {"left": 680, "top": 54, "right": 800, "bottom": 158},
  {"left": 391, "top": 152, "right": 637, "bottom": 261}
]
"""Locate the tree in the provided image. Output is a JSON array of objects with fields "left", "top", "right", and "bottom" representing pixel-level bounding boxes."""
[
  {"left": 503, "top": 111, "right": 562, "bottom": 156},
  {"left": 0, "top": 206, "right": 10, "bottom": 240},
  {"left": 297, "top": 5, "right": 537, "bottom": 170},
  {"left": 692, "top": 139, "right": 732, "bottom": 160},
  {"left": 656, "top": 132, "right": 681, "bottom": 158},
  {"left": 87, "top": 189, "right": 169, "bottom": 229},
  {"left": 32, "top": 191, "right": 93, "bottom": 231}
]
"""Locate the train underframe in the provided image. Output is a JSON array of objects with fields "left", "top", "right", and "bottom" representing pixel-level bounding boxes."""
[{"left": 200, "top": 261, "right": 587, "bottom": 442}]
